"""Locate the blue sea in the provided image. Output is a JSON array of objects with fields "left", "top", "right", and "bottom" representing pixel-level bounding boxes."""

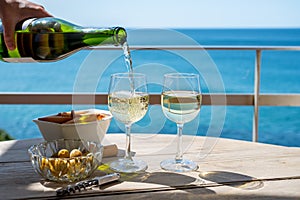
[{"left": 0, "top": 28, "right": 299, "bottom": 147}]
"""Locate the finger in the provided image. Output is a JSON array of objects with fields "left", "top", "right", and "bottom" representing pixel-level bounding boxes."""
[
  {"left": 2, "top": 22, "right": 16, "bottom": 50},
  {"left": 26, "top": 3, "right": 53, "bottom": 18},
  {"left": 23, "top": 9, "right": 53, "bottom": 20},
  {"left": 33, "top": 7, "right": 53, "bottom": 18}
]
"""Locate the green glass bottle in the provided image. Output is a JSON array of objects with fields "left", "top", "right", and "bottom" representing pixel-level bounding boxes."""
[{"left": 0, "top": 17, "right": 127, "bottom": 62}]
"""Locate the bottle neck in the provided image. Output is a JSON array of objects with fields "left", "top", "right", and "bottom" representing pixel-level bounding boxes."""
[
  {"left": 114, "top": 27, "right": 127, "bottom": 45},
  {"left": 82, "top": 27, "right": 127, "bottom": 46}
]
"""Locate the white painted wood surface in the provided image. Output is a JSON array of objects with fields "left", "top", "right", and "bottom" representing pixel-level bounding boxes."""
[{"left": 0, "top": 134, "right": 299, "bottom": 199}]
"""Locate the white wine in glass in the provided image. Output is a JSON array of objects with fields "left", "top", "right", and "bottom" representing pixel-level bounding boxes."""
[
  {"left": 160, "top": 73, "right": 201, "bottom": 172},
  {"left": 108, "top": 73, "right": 149, "bottom": 173}
]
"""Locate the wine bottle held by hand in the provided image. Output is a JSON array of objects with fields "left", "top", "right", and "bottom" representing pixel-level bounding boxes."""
[{"left": 0, "top": 17, "right": 127, "bottom": 62}]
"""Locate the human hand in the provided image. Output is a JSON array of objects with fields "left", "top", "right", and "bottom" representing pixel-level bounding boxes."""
[{"left": 0, "top": 0, "right": 52, "bottom": 50}]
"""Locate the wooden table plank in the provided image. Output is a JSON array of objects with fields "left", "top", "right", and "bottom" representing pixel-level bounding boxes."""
[{"left": 0, "top": 134, "right": 299, "bottom": 199}]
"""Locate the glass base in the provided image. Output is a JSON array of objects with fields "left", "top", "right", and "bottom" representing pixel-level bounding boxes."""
[
  {"left": 160, "top": 158, "right": 198, "bottom": 172},
  {"left": 110, "top": 158, "right": 148, "bottom": 173}
]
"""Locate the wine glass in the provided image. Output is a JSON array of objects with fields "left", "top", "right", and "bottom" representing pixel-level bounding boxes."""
[
  {"left": 160, "top": 73, "right": 202, "bottom": 172},
  {"left": 108, "top": 73, "right": 149, "bottom": 173}
]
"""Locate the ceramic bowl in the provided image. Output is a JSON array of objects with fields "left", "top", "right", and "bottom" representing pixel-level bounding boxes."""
[{"left": 33, "top": 109, "right": 112, "bottom": 143}]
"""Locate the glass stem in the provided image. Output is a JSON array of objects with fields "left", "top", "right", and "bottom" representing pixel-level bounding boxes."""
[
  {"left": 125, "top": 124, "right": 133, "bottom": 160},
  {"left": 175, "top": 123, "right": 184, "bottom": 162}
]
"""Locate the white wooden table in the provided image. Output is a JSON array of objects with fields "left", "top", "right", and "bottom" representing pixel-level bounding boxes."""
[{"left": 0, "top": 133, "right": 299, "bottom": 199}]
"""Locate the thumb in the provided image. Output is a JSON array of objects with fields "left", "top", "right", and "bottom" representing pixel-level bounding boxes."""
[{"left": 3, "top": 22, "right": 16, "bottom": 51}]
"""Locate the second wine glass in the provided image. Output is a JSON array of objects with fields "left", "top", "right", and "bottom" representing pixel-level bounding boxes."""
[
  {"left": 160, "top": 73, "right": 202, "bottom": 172},
  {"left": 108, "top": 73, "right": 149, "bottom": 173}
]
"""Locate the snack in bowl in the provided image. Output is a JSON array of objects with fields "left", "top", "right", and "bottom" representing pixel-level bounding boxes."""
[
  {"left": 33, "top": 109, "right": 112, "bottom": 143},
  {"left": 28, "top": 139, "right": 103, "bottom": 183}
]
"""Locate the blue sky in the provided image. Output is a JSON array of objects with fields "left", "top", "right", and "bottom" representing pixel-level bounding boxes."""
[{"left": 34, "top": 0, "right": 300, "bottom": 28}]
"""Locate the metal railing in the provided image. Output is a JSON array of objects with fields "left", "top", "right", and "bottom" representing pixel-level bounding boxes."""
[{"left": 1, "top": 46, "right": 300, "bottom": 142}]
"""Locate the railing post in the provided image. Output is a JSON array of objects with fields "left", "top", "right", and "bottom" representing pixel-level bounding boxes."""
[{"left": 253, "top": 50, "right": 261, "bottom": 142}]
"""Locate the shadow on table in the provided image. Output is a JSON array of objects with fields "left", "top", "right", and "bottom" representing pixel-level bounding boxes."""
[
  {"left": 198, "top": 170, "right": 264, "bottom": 190},
  {"left": 117, "top": 171, "right": 215, "bottom": 196},
  {"left": 97, "top": 163, "right": 200, "bottom": 186}
]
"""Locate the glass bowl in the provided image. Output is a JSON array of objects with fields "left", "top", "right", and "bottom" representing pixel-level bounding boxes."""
[{"left": 28, "top": 139, "right": 103, "bottom": 183}]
